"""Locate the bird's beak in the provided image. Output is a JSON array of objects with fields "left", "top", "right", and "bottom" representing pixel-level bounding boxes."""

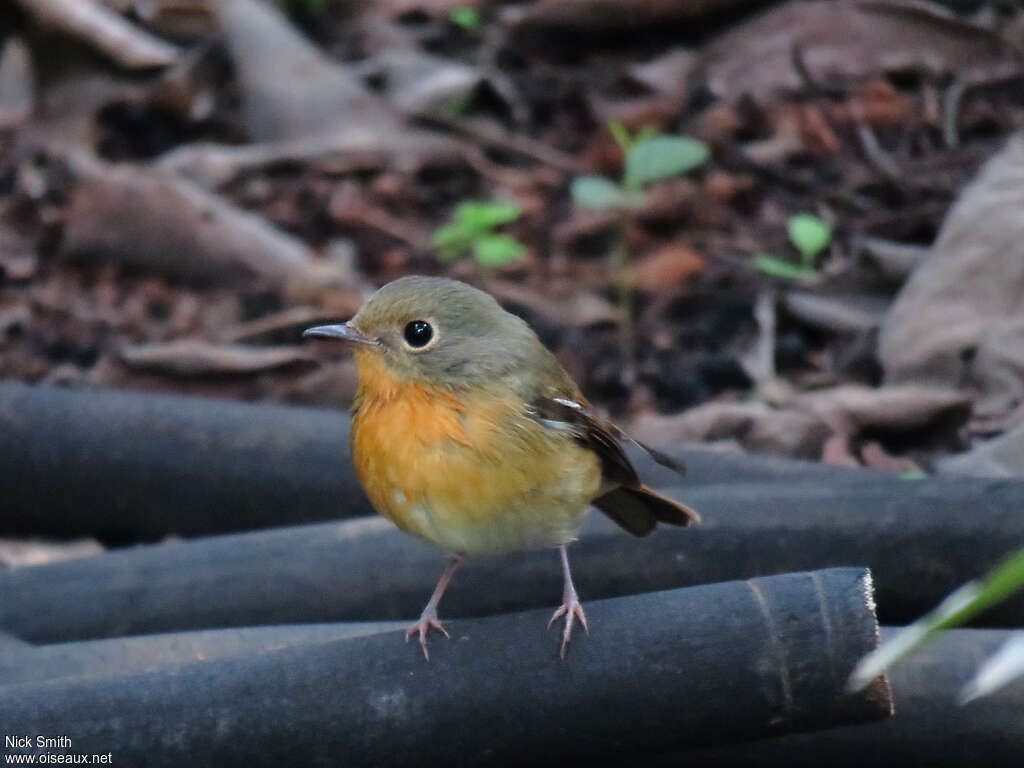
[{"left": 302, "top": 323, "right": 379, "bottom": 347}]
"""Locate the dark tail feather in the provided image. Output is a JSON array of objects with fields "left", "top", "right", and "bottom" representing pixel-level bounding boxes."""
[
  {"left": 633, "top": 440, "right": 687, "bottom": 476},
  {"left": 592, "top": 485, "right": 700, "bottom": 538}
]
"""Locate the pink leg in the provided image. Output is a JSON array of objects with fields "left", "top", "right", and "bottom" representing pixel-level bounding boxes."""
[
  {"left": 406, "top": 556, "right": 460, "bottom": 660},
  {"left": 548, "top": 544, "right": 588, "bottom": 658}
]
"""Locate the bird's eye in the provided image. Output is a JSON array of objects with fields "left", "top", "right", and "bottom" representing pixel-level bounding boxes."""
[{"left": 403, "top": 320, "right": 434, "bottom": 349}]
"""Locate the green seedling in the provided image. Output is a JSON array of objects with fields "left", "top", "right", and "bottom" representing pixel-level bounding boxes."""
[
  {"left": 608, "top": 120, "right": 658, "bottom": 154},
  {"left": 788, "top": 213, "right": 831, "bottom": 266},
  {"left": 432, "top": 200, "right": 525, "bottom": 267},
  {"left": 753, "top": 212, "right": 832, "bottom": 282},
  {"left": 449, "top": 6, "right": 481, "bottom": 30},
  {"left": 752, "top": 254, "right": 817, "bottom": 281},
  {"left": 571, "top": 126, "right": 710, "bottom": 210},
  {"left": 570, "top": 124, "right": 710, "bottom": 364}
]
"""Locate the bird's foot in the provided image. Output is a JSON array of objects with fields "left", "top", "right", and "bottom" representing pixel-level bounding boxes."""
[
  {"left": 548, "top": 591, "right": 588, "bottom": 659},
  {"left": 406, "top": 609, "right": 450, "bottom": 660}
]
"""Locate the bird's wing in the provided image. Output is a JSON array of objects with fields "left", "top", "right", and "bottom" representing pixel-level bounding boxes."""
[
  {"left": 530, "top": 395, "right": 687, "bottom": 485},
  {"left": 532, "top": 395, "right": 639, "bottom": 486},
  {"left": 531, "top": 394, "right": 698, "bottom": 537}
]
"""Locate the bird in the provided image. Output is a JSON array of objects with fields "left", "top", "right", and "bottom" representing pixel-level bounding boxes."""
[{"left": 303, "top": 276, "right": 699, "bottom": 659}]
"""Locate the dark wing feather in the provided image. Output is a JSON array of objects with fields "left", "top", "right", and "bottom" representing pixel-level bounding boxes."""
[
  {"left": 532, "top": 396, "right": 638, "bottom": 486},
  {"left": 532, "top": 395, "right": 698, "bottom": 536}
]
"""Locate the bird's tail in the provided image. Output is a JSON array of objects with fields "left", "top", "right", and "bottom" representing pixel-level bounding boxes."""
[{"left": 592, "top": 484, "right": 700, "bottom": 538}]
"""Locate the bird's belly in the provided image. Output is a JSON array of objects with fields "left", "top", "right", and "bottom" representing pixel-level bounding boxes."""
[
  {"left": 351, "top": 388, "right": 602, "bottom": 556},
  {"left": 388, "top": 482, "right": 591, "bottom": 556}
]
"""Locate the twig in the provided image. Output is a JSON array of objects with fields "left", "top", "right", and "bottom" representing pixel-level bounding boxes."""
[
  {"left": 851, "top": 100, "right": 903, "bottom": 182},
  {"left": 942, "top": 78, "right": 966, "bottom": 147},
  {"left": 743, "top": 288, "right": 777, "bottom": 391},
  {"left": 219, "top": 306, "right": 331, "bottom": 343},
  {"left": 415, "top": 112, "right": 578, "bottom": 172}
]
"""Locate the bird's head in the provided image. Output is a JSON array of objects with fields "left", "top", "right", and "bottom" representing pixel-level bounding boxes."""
[{"left": 303, "top": 276, "right": 544, "bottom": 389}]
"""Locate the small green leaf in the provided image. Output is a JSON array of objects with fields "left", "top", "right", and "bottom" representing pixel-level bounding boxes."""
[
  {"left": 624, "top": 135, "right": 709, "bottom": 189},
  {"left": 752, "top": 254, "right": 817, "bottom": 281},
  {"left": 571, "top": 176, "right": 644, "bottom": 210},
  {"left": 787, "top": 213, "right": 832, "bottom": 263},
  {"left": 634, "top": 124, "right": 659, "bottom": 143},
  {"left": 848, "top": 547, "right": 1024, "bottom": 693},
  {"left": 608, "top": 120, "right": 632, "bottom": 154},
  {"left": 449, "top": 6, "right": 481, "bottom": 29},
  {"left": 432, "top": 223, "right": 473, "bottom": 261},
  {"left": 899, "top": 470, "right": 927, "bottom": 480},
  {"left": 473, "top": 234, "right": 525, "bottom": 267},
  {"left": 454, "top": 201, "right": 521, "bottom": 232},
  {"left": 432, "top": 223, "right": 471, "bottom": 248}
]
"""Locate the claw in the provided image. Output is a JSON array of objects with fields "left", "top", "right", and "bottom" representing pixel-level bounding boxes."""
[
  {"left": 406, "top": 615, "right": 450, "bottom": 660},
  {"left": 550, "top": 544, "right": 589, "bottom": 658},
  {"left": 549, "top": 598, "right": 588, "bottom": 659},
  {"left": 405, "top": 557, "right": 460, "bottom": 661}
]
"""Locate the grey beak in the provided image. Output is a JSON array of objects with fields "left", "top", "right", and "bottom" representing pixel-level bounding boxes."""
[{"left": 302, "top": 323, "right": 379, "bottom": 346}]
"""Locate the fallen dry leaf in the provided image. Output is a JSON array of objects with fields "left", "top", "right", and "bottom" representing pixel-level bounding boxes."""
[
  {"left": 61, "top": 156, "right": 360, "bottom": 304},
  {"left": 630, "top": 383, "right": 970, "bottom": 459},
  {"left": 880, "top": 132, "right": 1024, "bottom": 419},
  {"left": 18, "top": 0, "right": 180, "bottom": 69},
  {"left": 216, "top": 0, "right": 401, "bottom": 142},
  {"left": 630, "top": 401, "right": 832, "bottom": 459},
  {"left": 790, "top": 384, "right": 971, "bottom": 433},
  {"left": 939, "top": 419, "right": 1024, "bottom": 478},
  {"left": 628, "top": 244, "right": 704, "bottom": 294},
  {"left": 822, "top": 432, "right": 861, "bottom": 467},
  {"left": 860, "top": 440, "right": 921, "bottom": 472},
  {"left": 687, "top": 0, "right": 1019, "bottom": 104}
]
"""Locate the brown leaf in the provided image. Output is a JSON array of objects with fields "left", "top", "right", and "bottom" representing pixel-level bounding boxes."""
[
  {"left": 629, "top": 402, "right": 832, "bottom": 459},
  {"left": 939, "top": 418, "right": 1024, "bottom": 478},
  {"left": 18, "top": 0, "right": 180, "bottom": 69},
  {"left": 791, "top": 384, "right": 971, "bottom": 433},
  {"left": 822, "top": 433, "right": 861, "bottom": 467},
  {"left": 860, "top": 441, "right": 921, "bottom": 472},
  {"left": 692, "top": 0, "right": 1018, "bottom": 104},
  {"left": 628, "top": 244, "right": 704, "bottom": 294},
  {"left": 61, "top": 157, "right": 358, "bottom": 303},
  {"left": 880, "top": 133, "right": 1024, "bottom": 419},
  {"left": 216, "top": 0, "right": 401, "bottom": 142}
]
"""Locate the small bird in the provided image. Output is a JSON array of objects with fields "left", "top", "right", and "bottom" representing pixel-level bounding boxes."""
[{"left": 303, "top": 276, "right": 698, "bottom": 658}]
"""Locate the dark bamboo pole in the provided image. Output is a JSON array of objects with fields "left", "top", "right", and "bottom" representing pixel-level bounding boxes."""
[
  {"left": 2, "top": 627, "right": 1017, "bottom": 766},
  {"left": 0, "top": 380, "right": 856, "bottom": 541},
  {"left": 675, "top": 628, "right": 1024, "bottom": 767},
  {"left": 3, "top": 477, "right": 1023, "bottom": 643},
  {"left": 0, "top": 622, "right": 405, "bottom": 686},
  {"left": 0, "top": 568, "right": 890, "bottom": 767}
]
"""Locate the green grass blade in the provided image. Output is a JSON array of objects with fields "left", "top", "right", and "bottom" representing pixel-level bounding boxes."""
[{"left": 848, "top": 548, "right": 1024, "bottom": 692}]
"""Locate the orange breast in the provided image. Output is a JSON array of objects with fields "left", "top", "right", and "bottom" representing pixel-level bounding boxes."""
[{"left": 349, "top": 349, "right": 601, "bottom": 555}]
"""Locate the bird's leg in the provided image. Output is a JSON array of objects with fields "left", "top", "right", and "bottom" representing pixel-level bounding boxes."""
[
  {"left": 548, "top": 544, "right": 588, "bottom": 658},
  {"left": 406, "top": 556, "right": 461, "bottom": 660}
]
